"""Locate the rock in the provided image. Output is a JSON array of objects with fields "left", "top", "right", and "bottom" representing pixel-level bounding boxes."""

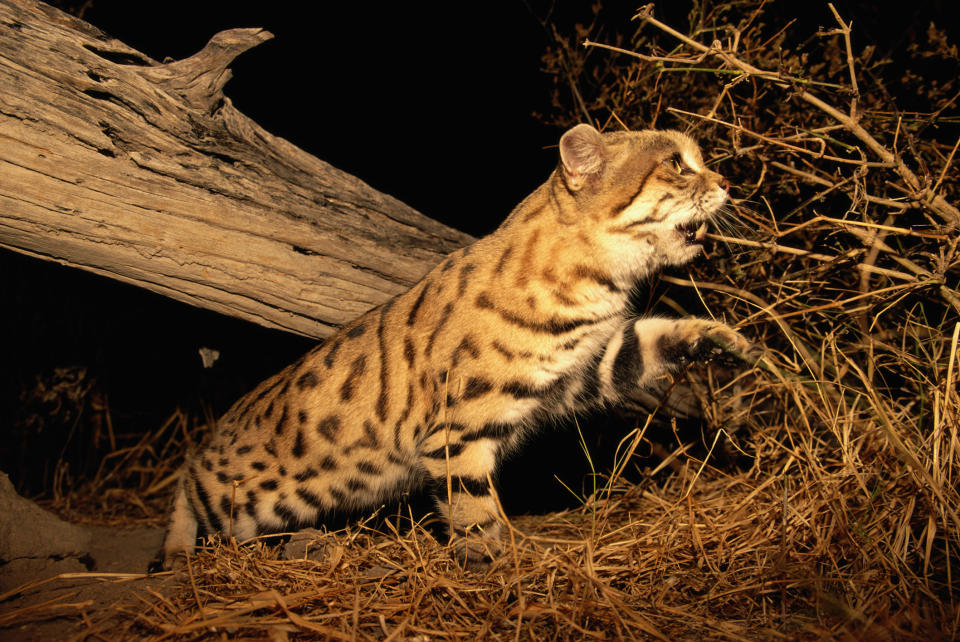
[
  {"left": 281, "top": 528, "right": 328, "bottom": 561},
  {"left": 0, "top": 471, "right": 91, "bottom": 563}
]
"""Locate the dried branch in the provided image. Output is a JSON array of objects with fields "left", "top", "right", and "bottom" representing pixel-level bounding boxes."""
[{"left": 615, "top": 3, "right": 960, "bottom": 226}]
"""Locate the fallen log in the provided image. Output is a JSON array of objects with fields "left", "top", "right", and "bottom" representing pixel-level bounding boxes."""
[{"left": 0, "top": 0, "right": 474, "bottom": 338}]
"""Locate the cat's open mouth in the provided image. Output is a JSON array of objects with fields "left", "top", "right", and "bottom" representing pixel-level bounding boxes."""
[{"left": 676, "top": 222, "right": 708, "bottom": 244}]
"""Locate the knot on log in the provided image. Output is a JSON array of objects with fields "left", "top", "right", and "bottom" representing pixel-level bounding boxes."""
[{"left": 139, "top": 28, "right": 274, "bottom": 114}]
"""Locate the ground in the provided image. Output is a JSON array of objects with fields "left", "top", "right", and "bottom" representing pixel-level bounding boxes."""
[{"left": 0, "top": 474, "right": 171, "bottom": 640}]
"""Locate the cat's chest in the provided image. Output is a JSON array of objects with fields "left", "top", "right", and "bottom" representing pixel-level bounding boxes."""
[
  {"left": 528, "top": 315, "right": 624, "bottom": 380},
  {"left": 448, "top": 314, "right": 624, "bottom": 425}
]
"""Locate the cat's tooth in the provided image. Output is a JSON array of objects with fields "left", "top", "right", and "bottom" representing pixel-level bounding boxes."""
[{"left": 695, "top": 223, "right": 707, "bottom": 241}]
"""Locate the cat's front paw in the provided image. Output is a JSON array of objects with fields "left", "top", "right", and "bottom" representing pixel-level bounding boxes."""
[
  {"left": 450, "top": 533, "right": 501, "bottom": 571},
  {"left": 665, "top": 320, "right": 753, "bottom": 367},
  {"left": 696, "top": 323, "right": 753, "bottom": 365},
  {"left": 149, "top": 548, "right": 185, "bottom": 573}
]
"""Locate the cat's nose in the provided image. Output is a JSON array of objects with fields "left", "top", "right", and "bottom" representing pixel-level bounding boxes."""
[{"left": 719, "top": 177, "right": 730, "bottom": 191}]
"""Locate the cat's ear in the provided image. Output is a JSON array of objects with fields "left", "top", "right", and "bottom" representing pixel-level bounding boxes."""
[{"left": 559, "top": 124, "right": 605, "bottom": 190}]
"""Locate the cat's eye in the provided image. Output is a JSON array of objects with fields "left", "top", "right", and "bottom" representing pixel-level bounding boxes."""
[{"left": 665, "top": 153, "right": 693, "bottom": 176}]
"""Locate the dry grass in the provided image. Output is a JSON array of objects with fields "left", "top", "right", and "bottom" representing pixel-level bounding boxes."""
[
  {"left": 8, "top": 1, "right": 960, "bottom": 638},
  {"left": 64, "top": 449, "right": 959, "bottom": 638},
  {"left": 41, "top": 408, "right": 193, "bottom": 527}
]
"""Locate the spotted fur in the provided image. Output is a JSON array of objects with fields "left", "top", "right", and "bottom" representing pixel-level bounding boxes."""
[{"left": 160, "top": 124, "right": 752, "bottom": 568}]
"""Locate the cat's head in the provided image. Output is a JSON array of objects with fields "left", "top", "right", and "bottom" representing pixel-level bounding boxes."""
[{"left": 557, "top": 123, "right": 728, "bottom": 275}]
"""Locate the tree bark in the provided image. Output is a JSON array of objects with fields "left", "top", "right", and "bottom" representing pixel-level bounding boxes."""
[{"left": 0, "top": 0, "right": 474, "bottom": 338}]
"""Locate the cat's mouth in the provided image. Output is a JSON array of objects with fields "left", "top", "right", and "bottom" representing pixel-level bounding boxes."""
[{"left": 676, "top": 222, "right": 708, "bottom": 244}]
